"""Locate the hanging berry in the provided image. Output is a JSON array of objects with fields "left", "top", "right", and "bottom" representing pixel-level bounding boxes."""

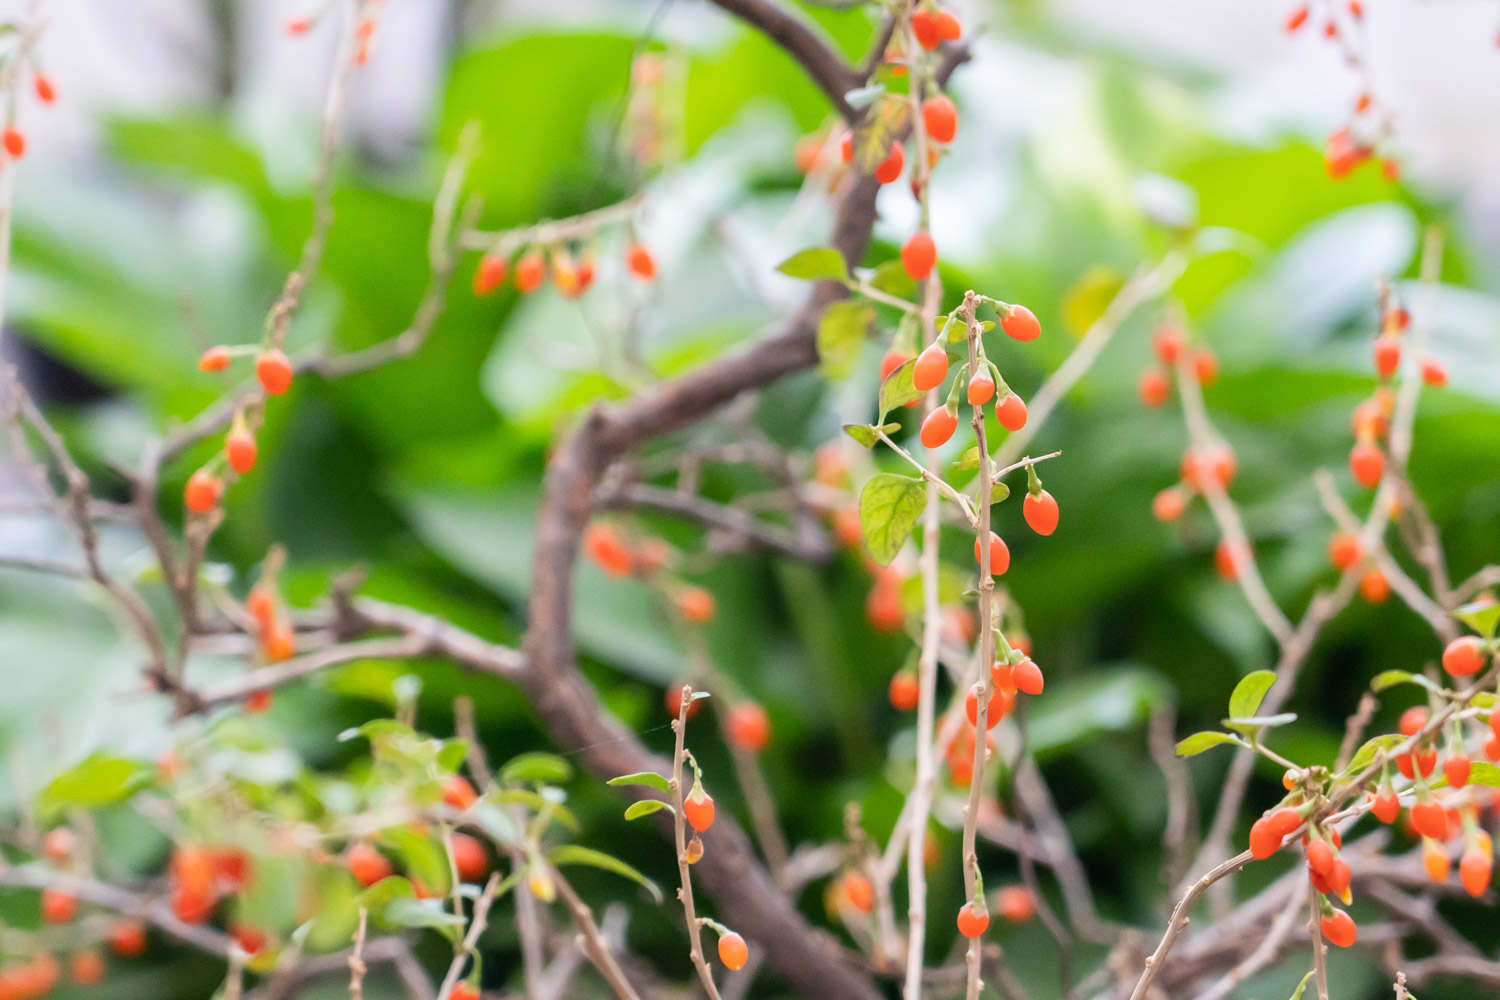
[
  {"left": 921, "top": 96, "right": 958, "bottom": 144},
  {"left": 255, "top": 349, "right": 294, "bottom": 396},
  {"left": 901, "top": 231, "right": 937, "bottom": 282}
]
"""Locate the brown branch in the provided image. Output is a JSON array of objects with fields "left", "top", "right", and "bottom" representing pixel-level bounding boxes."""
[
  {"left": 594, "top": 480, "right": 831, "bottom": 561},
  {"left": 704, "top": 0, "right": 859, "bottom": 119}
]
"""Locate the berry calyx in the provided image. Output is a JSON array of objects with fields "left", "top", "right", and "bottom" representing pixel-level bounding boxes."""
[
  {"left": 626, "top": 243, "right": 656, "bottom": 281},
  {"left": 184, "top": 471, "right": 221, "bottom": 514},
  {"left": 920, "top": 405, "right": 958, "bottom": 448},
  {"left": 717, "top": 930, "right": 748, "bottom": 970},
  {"left": 921, "top": 96, "right": 957, "bottom": 144},
  {"left": 1320, "top": 908, "right": 1356, "bottom": 948},
  {"left": 912, "top": 343, "right": 949, "bottom": 392},
  {"left": 874, "top": 143, "right": 905, "bottom": 184},
  {"left": 1442, "top": 635, "right": 1487, "bottom": 677},
  {"left": 890, "top": 670, "right": 920, "bottom": 710},
  {"left": 473, "top": 254, "right": 508, "bottom": 295},
  {"left": 684, "top": 788, "right": 716, "bottom": 833},
  {"left": 967, "top": 370, "right": 995, "bottom": 406},
  {"left": 255, "top": 349, "right": 293, "bottom": 396},
  {"left": 727, "top": 702, "right": 771, "bottom": 752},
  {"left": 901, "top": 230, "right": 937, "bottom": 282},
  {"left": 973, "top": 531, "right": 1010, "bottom": 576},
  {"left": 956, "top": 901, "right": 989, "bottom": 938},
  {"left": 199, "top": 346, "right": 232, "bottom": 372},
  {"left": 1001, "top": 304, "right": 1040, "bottom": 342},
  {"left": 995, "top": 392, "right": 1027, "bottom": 431},
  {"left": 1023, "top": 489, "right": 1059, "bottom": 536}
]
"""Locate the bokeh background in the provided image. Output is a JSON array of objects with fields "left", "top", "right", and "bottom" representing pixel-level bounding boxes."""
[{"left": 4, "top": 1, "right": 1500, "bottom": 997}]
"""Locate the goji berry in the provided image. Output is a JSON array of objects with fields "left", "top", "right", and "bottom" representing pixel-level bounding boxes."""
[
  {"left": 967, "top": 370, "right": 995, "bottom": 406},
  {"left": 451, "top": 833, "right": 489, "bottom": 882},
  {"left": 473, "top": 254, "right": 508, "bottom": 295},
  {"left": 995, "top": 392, "right": 1027, "bottom": 431},
  {"left": 1349, "top": 441, "right": 1383, "bottom": 488},
  {"left": 727, "top": 702, "right": 771, "bottom": 752},
  {"left": 973, "top": 531, "right": 1010, "bottom": 576},
  {"left": 199, "top": 345, "right": 232, "bottom": 372},
  {"left": 347, "top": 843, "right": 393, "bottom": 887},
  {"left": 718, "top": 931, "right": 748, "bottom": 970},
  {"left": 684, "top": 789, "right": 715, "bottom": 832},
  {"left": 921, "top": 95, "right": 957, "bottom": 144},
  {"left": 443, "top": 774, "right": 478, "bottom": 811},
  {"left": 920, "top": 405, "right": 958, "bottom": 448},
  {"left": 912, "top": 343, "right": 949, "bottom": 391},
  {"left": 677, "top": 586, "right": 716, "bottom": 624},
  {"left": 874, "top": 143, "right": 905, "bottom": 184},
  {"left": 1138, "top": 368, "right": 1169, "bottom": 407},
  {"left": 901, "top": 230, "right": 937, "bottom": 281},
  {"left": 626, "top": 243, "right": 656, "bottom": 281},
  {"left": 1001, "top": 304, "right": 1040, "bottom": 343},
  {"left": 1023, "top": 489, "right": 1059, "bottom": 536},
  {"left": 1442, "top": 635, "right": 1487, "bottom": 677},
  {"left": 889, "top": 670, "right": 920, "bottom": 711},
  {"left": 255, "top": 349, "right": 293, "bottom": 396},
  {"left": 184, "top": 470, "right": 221, "bottom": 514},
  {"left": 956, "top": 901, "right": 989, "bottom": 938}
]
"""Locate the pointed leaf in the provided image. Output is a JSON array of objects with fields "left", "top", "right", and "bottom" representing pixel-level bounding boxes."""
[
  {"left": 1339, "top": 733, "right": 1405, "bottom": 777},
  {"left": 868, "top": 259, "right": 916, "bottom": 299},
  {"left": 1174, "top": 731, "right": 1247, "bottom": 757},
  {"left": 1455, "top": 600, "right": 1500, "bottom": 639},
  {"left": 878, "top": 357, "right": 922, "bottom": 420},
  {"left": 1227, "top": 670, "right": 1277, "bottom": 720},
  {"left": 548, "top": 845, "right": 662, "bottom": 904},
  {"left": 859, "top": 473, "right": 927, "bottom": 565},
  {"left": 500, "top": 752, "right": 572, "bottom": 786},
  {"left": 817, "top": 300, "right": 873, "bottom": 379},
  {"left": 1370, "top": 669, "right": 1442, "bottom": 694},
  {"left": 37, "top": 755, "right": 152, "bottom": 819},
  {"left": 1287, "top": 970, "right": 1316, "bottom": 1000},
  {"left": 607, "top": 772, "right": 671, "bottom": 794},
  {"left": 623, "top": 799, "right": 673, "bottom": 821},
  {"left": 776, "top": 247, "right": 849, "bottom": 283}
]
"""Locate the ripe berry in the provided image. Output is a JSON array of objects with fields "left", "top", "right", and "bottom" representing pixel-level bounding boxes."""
[
  {"left": 1248, "top": 816, "right": 1283, "bottom": 859},
  {"left": 874, "top": 143, "right": 905, "bottom": 184},
  {"left": 1305, "top": 839, "right": 1335, "bottom": 878},
  {"left": 841, "top": 871, "right": 875, "bottom": 913},
  {"left": 626, "top": 243, "right": 656, "bottom": 281},
  {"left": 245, "top": 690, "right": 273, "bottom": 713},
  {"left": 231, "top": 924, "right": 268, "bottom": 956},
  {"left": 1023, "top": 490, "right": 1059, "bottom": 536},
  {"left": 1191, "top": 349, "right": 1218, "bottom": 386},
  {"left": 1349, "top": 441, "right": 1383, "bottom": 488},
  {"left": 199, "top": 345, "right": 232, "bottom": 372},
  {"left": 226, "top": 428, "right": 257, "bottom": 474},
  {"left": 255, "top": 349, "right": 293, "bottom": 396},
  {"left": 973, "top": 531, "right": 1010, "bottom": 576},
  {"left": 1010, "top": 657, "right": 1043, "bottom": 696},
  {"left": 473, "top": 254, "right": 508, "bottom": 295},
  {"left": 286, "top": 16, "right": 313, "bottom": 35},
  {"left": 997, "top": 885, "right": 1035, "bottom": 923},
  {"left": 108, "top": 920, "right": 147, "bottom": 958},
  {"left": 677, "top": 586, "right": 716, "bottom": 624},
  {"left": 933, "top": 9, "right": 962, "bottom": 41},
  {"left": 1422, "top": 359, "right": 1449, "bottom": 387},
  {"left": 1152, "top": 487, "right": 1187, "bottom": 522},
  {"left": 881, "top": 349, "right": 912, "bottom": 381},
  {"left": 727, "top": 702, "right": 771, "bottom": 752},
  {"left": 1461, "top": 847, "right": 1492, "bottom": 897},
  {"left": 965, "top": 685, "right": 1009, "bottom": 729},
  {"left": 1285, "top": 5, "right": 1309, "bottom": 31},
  {"left": 1410, "top": 800, "right": 1447, "bottom": 841},
  {"left": 684, "top": 790, "right": 715, "bottom": 833},
  {"left": 1328, "top": 533, "right": 1362, "bottom": 571},
  {"left": 1138, "top": 368, "right": 1169, "bottom": 407},
  {"left": 516, "top": 251, "right": 545, "bottom": 293},
  {"left": 920, "top": 406, "right": 958, "bottom": 448},
  {"left": 913, "top": 343, "right": 949, "bottom": 392},
  {"left": 910, "top": 10, "right": 940, "bottom": 50},
  {"left": 1182, "top": 445, "right": 1236, "bottom": 492},
  {"left": 1214, "top": 540, "right": 1244, "bottom": 581},
  {"left": 184, "top": 470, "right": 221, "bottom": 514},
  {"left": 451, "top": 833, "right": 489, "bottom": 882},
  {"left": 34, "top": 74, "right": 56, "bottom": 104},
  {"left": 447, "top": 986, "right": 480, "bottom": 1000},
  {"left": 3, "top": 127, "right": 24, "bottom": 159},
  {"left": 1320, "top": 908, "right": 1356, "bottom": 948},
  {"left": 1152, "top": 326, "right": 1184, "bottom": 364},
  {"left": 1444, "top": 753, "right": 1471, "bottom": 789},
  {"left": 995, "top": 392, "right": 1027, "bottom": 431},
  {"left": 889, "top": 670, "right": 920, "bottom": 711},
  {"left": 921, "top": 96, "right": 957, "bottom": 144},
  {"left": 1001, "top": 304, "right": 1040, "bottom": 343},
  {"left": 42, "top": 828, "right": 74, "bottom": 867},
  {"left": 1398, "top": 705, "right": 1428, "bottom": 736},
  {"left": 443, "top": 774, "right": 478, "bottom": 811},
  {"left": 901, "top": 231, "right": 937, "bottom": 281},
  {"left": 263, "top": 625, "right": 295, "bottom": 663},
  {"left": 41, "top": 888, "right": 77, "bottom": 924},
  {"left": 840, "top": 131, "right": 854, "bottom": 164},
  {"left": 1359, "top": 567, "right": 1389, "bottom": 603},
  {"left": 967, "top": 371, "right": 995, "bottom": 406},
  {"left": 865, "top": 579, "right": 906, "bottom": 632},
  {"left": 1442, "top": 635, "right": 1487, "bottom": 677},
  {"left": 717, "top": 931, "right": 748, "bottom": 970},
  {"left": 956, "top": 901, "right": 989, "bottom": 938},
  {"left": 1371, "top": 790, "right": 1400, "bottom": 824},
  {"left": 69, "top": 950, "right": 104, "bottom": 986},
  {"left": 1373, "top": 335, "right": 1400, "bottom": 378},
  {"left": 1423, "top": 842, "right": 1450, "bottom": 883},
  {"left": 584, "top": 523, "right": 634, "bottom": 577},
  {"left": 347, "top": 842, "right": 393, "bottom": 887}
]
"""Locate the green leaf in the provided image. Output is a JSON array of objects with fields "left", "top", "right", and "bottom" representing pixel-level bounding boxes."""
[
  {"left": 1370, "top": 670, "right": 1442, "bottom": 694},
  {"left": 1174, "top": 731, "right": 1246, "bottom": 757},
  {"left": 1222, "top": 712, "right": 1297, "bottom": 735},
  {"left": 843, "top": 422, "right": 900, "bottom": 449},
  {"left": 1061, "top": 265, "right": 1127, "bottom": 337},
  {"left": 868, "top": 259, "right": 916, "bottom": 299},
  {"left": 37, "top": 755, "right": 151, "bottom": 819},
  {"left": 623, "top": 799, "right": 673, "bottom": 821},
  {"left": 607, "top": 771, "right": 671, "bottom": 793},
  {"left": 988, "top": 482, "right": 1011, "bottom": 505},
  {"left": 494, "top": 789, "right": 580, "bottom": 831},
  {"left": 469, "top": 803, "right": 520, "bottom": 844},
  {"left": 776, "top": 247, "right": 849, "bottom": 283},
  {"left": 1455, "top": 600, "right": 1500, "bottom": 639},
  {"left": 380, "top": 898, "right": 467, "bottom": 933},
  {"left": 858, "top": 473, "right": 927, "bottom": 565},
  {"left": 435, "top": 740, "right": 469, "bottom": 774},
  {"left": 355, "top": 876, "right": 416, "bottom": 915},
  {"left": 1339, "top": 733, "right": 1404, "bottom": 777},
  {"left": 548, "top": 845, "right": 662, "bottom": 904},
  {"left": 878, "top": 357, "right": 922, "bottom": 421},
  {"left": 500, "top": 752, "right": 572, "bottom": 786},
  {"left": 1433, "top": 761, "right": 1500, "bottom": 790},
  {"left": 1287, "top": 970, "right": 1315, "bottom": 1000},
  {"left": 817, "top": 300, "right": 873, "bottom": 379},
  {"left": 1227, "top": 670, "right": 1277, "bottom": 720},
  {"left": 378, "top": 827, "right": 450, "bottom": 896}
]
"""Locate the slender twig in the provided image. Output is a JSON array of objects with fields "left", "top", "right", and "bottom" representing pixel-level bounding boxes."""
[
  {"left": 434, "top": 871, "right": 503, "bottom": 1000},
  {"left": 670, "top": 689, "right": 724, "bottom": 1000}
]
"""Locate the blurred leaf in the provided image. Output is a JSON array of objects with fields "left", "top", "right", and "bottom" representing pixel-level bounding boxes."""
[
  {"left": 500, "top": 752, "right": 572, "bottom": 786},
  {"left": 1175, "top": 731, "right": 1245, "bottom": 757},
  {"left": 1061, "top": 265, "right": 1125, "bottom": 337},
  {"left": 469, "top": 804, "right": 520, "bottom": 845},
  {"left": 607, "top": 772, "right": 671, "bottom": 793},
  {"left": 1339, "top": 734, "right": 1404, "bottom": 777},
  {"left": 36, "top": 755, "right": 150, "bottom": 820},
  {"left": 777, "top": 247, "right": 849, "bottom": 282},
  {"left": 859, "top": 473, "right": 926, "bottom": 565},
  {"left": 624, "top": 800, "right": 673, "bottom": 821},
  {"left": 547, "top": 845, "right": 662, "bottom": 903},
  {"left": 1370, "top": 670, "right": 1442, "bottom": 694},
  {"left": 1455, "top": 601, "right": 1500, "bottom": 639},
  {"left": 878, "top": 357, "right": 921, "bottom": 420},
  {"left": 1287, "top": 970, "right": 1315, "bottom": 1000},
  {"left": 817, "top": 300, "right": 873, "bottom": 378},
  {"left": 869, "top": 260, "right": 916, "bottom": 299},
  {"left": 853, "top": 95, "right": 908, "bottom": 174},
  {"left": 381, "top": 898, "right": 466, "bottom": 935}
]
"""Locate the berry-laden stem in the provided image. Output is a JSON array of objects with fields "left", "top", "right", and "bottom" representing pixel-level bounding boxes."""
[
  {"left": 671, "top": 689, "right": 725, "bottom": 1000},
  {"left": 1306, "top": 883, "right": 1330, "bottom": 1000},
  {"left": 959, "top": 289, "right": 995, "bottom": 1000}
]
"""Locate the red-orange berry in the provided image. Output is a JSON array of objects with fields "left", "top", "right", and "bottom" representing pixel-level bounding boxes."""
[
  {"left": 967, "top": 371, "right": 995, "bottom": 406},
  {"left": 263, "top": 626, "right": 295, "bottom": 663},
  {"left": 34, "top": 73, "right": 56, "bottom": 104},
  {"left": 1214, "top": 540, "right": 1244, "bottom": 581},
  {"left": 1398, "top": 705, "right": 1428, "bottom": 736},
  {"left": 956, "top": 901, "right": 989, "bottom": 938},
  {"left": 995, "top": 392, "right": 1027, "bottom": 432},
  {"left": 1411, "top": 800, "right": 1447, "bottom": 840},
  {"left": 965, "top": 685, "right": 1009, "bottom": 729},
  {"left": 1152, "top": 326, "right": 1183, "bottom": 365},
  {"left": 1328, "top": 533, "right": 1362, "bottom": 571},
  {"left": 1285, "top": 5, "right": 1309, "bottom": 31},
  {"left": 108, "top": 920, "right": 147, "bottom": 958},
  {"left": 727, "top": 702, "right": 771, "bottom": 752},
  {"left": 840, "top": 131, "right": 854, "bottom": 164},
  {"left": 1371, "top": 790, "right": 1400, "bottom": 824},
  {"left": 626, "top": 243, "right": 656, "bottom": 281},
  {"left": 1305, "top": 839, "right": 1335, "bottom": 878},
  {"left": 443, "top": 774, "right": 478, "bottom": 811},
  {"left": 1138, "top": 368, "right": 1169, "bottom": 407},
  {"left": 874, "top": 143, "right": 905, "bottom": 184},
  {"left": 286, "top": 16, "right": 313, "bottom": 35},
  {"left": 451, "top": 833, "right": 489, "bottom": 883},
  {"left": 913, "top": 343, "right": 949, "bottom": 392},
  {"left": 1445, "top": 753, "right": 1471, "bottom": 789},
  {"left": 901, "top": 231, "right": 937, "bottom": 281},
  {"left": 1349, "top": 441, "right": 1383, "bottom": 488},
  {"left": 684, "top": 790, "right": 715, "bottom": 833},
  {"left": 933, "top": 9, "right": 962, "bottom": 41},
  {"left": 1191, "top": 349, "right": 1218, "bottom": 386},
  {"left": 921, "top": 96, "right": 957, "bottom": 144},
  {"left": 255, "top": 349, "right": 293, "bottom": 396},
  {"left": 1248, "top": 815, "right": 1282, "bottom": 859},
  {"left": 2, "top": 127, "right": 24, "bottom": 159},
  {"left": 677, "top": 586, "right": 716, "bottom": 624},
  {"left": 1152, "top": 487, "right": 1187, "bottom": 523},
  {"left": 973, "top": 532, "right": 1010, "bottom": 576},
  {"left": 447, "top": 985, "right": 480, "bottom": 1000},
  {"left": 1373, "top": 335, "right": 1401, "bottom": 378},
  {"left": 1422, "top": 358, "right": 1448, "bottom": 387},
  {"left": 515, "top": 250, "right": 545, "bottom": 293},
  {"left": 226, "top": 428, "right": 257, "bottom": 474},
  {"left": 1001, "top": 304, "right": 1040, "bottom": 343},
  {"left": 1359, "top": 567, "right": 1389, "bottom": 603},
  {"left": 889, "top": 670, "right": 920, "bottom": 711},
  {"left": 41, "top": 828, "right": 74, "bottom": 867},
  {"left": 881, "top": 349, "right": 912, "bottom": 381},
  {"left": 41, "top": 888, "right": 77, "bottom": 924},
  {"left": 911, "top": 10, "right": 940, "bottom": 50},
  {"left": 1010, "top": 657, "right": 1043, "bottom": 696},
  {"left": 245, "top": 690, "right": 273, "bottom": 714},
  {"left": 997, "top": 885, "right": 1035, "bottom": 923},
  {"left": 231, "top": 924, "right": 268, "bottom": 956},
  {"left": 184, "top": 470, "right": 221, "bottom": 514},
  {"left": 69, "top": 950, "right": 104, "bottom": 986},
  {"left": 1443, "top": 636, "right": 1487, "bottom": 677},
  {"left": 584, "top": 523, "right": 634, "bottom": 577},
  {"left": 865, "top": 579, "right": 906, "bottom": 632},
  {"left": 667, "top": 684, "right": 704, "bottom": 721},
  {"left": 840, "top": 871, "right": 875, "bottom": 913},
  {"left": 717, "top": 931, "right": 748, "bottom": 970},
  {"left": 1023, "top": 490, "right": 1059, "bottom": 536},
  {"left": 1461, "top": 846, "right": 1493, "bottom": 897},
  {"left": 920, "top": 406, "right": 958, "bottom": 449},
  {"left": 1321, "top": 908, "right": 1356, "bottom": 948},
  {"left": 347, "top": 842, "right": 393, "bottom": 887},
  {"left": 199, "top": 345, "right": 232, "bottom": 372},
  {"left": 473, "top": 254, "right": 508, "bottom": 295}
]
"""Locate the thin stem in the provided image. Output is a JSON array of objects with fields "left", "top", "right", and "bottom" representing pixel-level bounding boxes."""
[{"left": 671, "top": 691, "right": 725, "bottom": 1000}]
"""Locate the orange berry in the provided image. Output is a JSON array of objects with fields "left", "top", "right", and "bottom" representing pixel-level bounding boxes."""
[
  {"left": 2, "top": 127, "right": 24, "bottom": 159},
  {"left": 41, "top": 888, "right": 77, "bottom": 924},
  {"left": 1152, "top": 487, "right": 1187, "bottom": 522},
  {"left": 1152, "top": 327, "right": 1184, "bottom": 365},
  {"left": 1001, "top": 304, "right": 1040, "bottom": 343},
  {"left": 515, "top": 250, "right": 545, "bottom": 293},
  {"left": 41, "top": 828, "right": 74, "bottom": 867},
  {"left": 108, "top": 920, "right": 147, "bottom": 958},
  {"left": 911, "top": 10, "right": 940, "bottom": 50},
  {"left": 840, "top": 871, "right": 875, "bottom": 913},
  {"left": 1359, "top": 567, "right": 1389, "bottom": 603},
  {"left": 684, "top": 790, "right": 715, "bottom": 833},
  {"left": 874, "top": 143, "right": 905, "bottom": 184},
  {"left": 69, "top": 950, "right": 104, "bottom": 986},
  {"left": 933, "top": 9, "right": 962, "bottom": 41},
  {"left": 1328, "top": 533, "right": 1362, "bottom": 571},
  {"left": 584, "top": 522, "right": 635, "bottom": 577},
  {"left": 920, "top": 406, "right": 958, "bottom": 448},
  {"left": 1349, "top": 441, "right": 1383, "bottom": 488},
  {"left": 443, "top": 774, "right": 478, "bottom": 811},
  {"left": 1023, "top": 490, "right": 1059, "bottom": 536},
  {"left": 1373, "top": 335, "right": 1401, "bottom": 378},
  {"left": 956, "top": 901, "right": 989, "bottom": 938},
  {"left": 1320, "top": 908, "right": 1356, "bottom": 948},
  {"left": 973, "top": 532, "right": 1010, "bottom": 576},
  {"left": 245, "top": 690, "right": 273, "bottom": 714},
  {"left": 1012, "top": 657, "right": 1044, "bottom": 696},
  {"left": 901, "top": 231, "right": 937, "bottom": 282},
  {"left": 1285, "top": 5, "right": 1309, "bottom": 31},
  {"left": 347, "top": 842, "right": 393, "bottom": 887},
  {"left": 998, "top": 886, "right": 1035, "bottom": 923},
  {"left": 913, "top": 343, "right": 949, "bottom": 392},
  {"left": 677, "top": 586, "right": 716, "bottom": 624},
  {"left": 1138, "top": 368, "right": 1169, "bottom": 407},
  {"left": 921, "top": 96, "right": 957, "bottom": 144},
  {"left": 1461, "top": 847, "right": 1492, "bottom": 897},
  {"left": 889, "top": 670, "right": 920, "bottom": 711},
  {"left": 199, "top": 345, "right": 232, "bottom": 372},
  {"left": 1191, "top": 349, "right": 1218, "bottom": 386},
  {"left": 473, "top": 254, "right": 508, "bottom": 295},
  {"left": 726, "top": 702, "right": 771, "bottom": 752},
  {"left": 255, "top": 349, "right": 294, "bottom": 396},
  {"left": 451, "top": 833, "right": 489, "bottom": 883},
  {"left": 226, "top": 428, "right": 257, "bottom": 474},
  {"left": 34, "top": 74, "right": 56, "bottom": 104},
  {"left": 967, "top": 371, "right": 995, "bottom": 406},
  {"left": 717, "top": 930, "right": 748, "bottom": 970},
  {"left": 626, "top": 243, "right": 657, "bottom": 281},
  {"left": 1422, "top": 358, "right": 1448, "bottom": 387},
  {"left": 1215, "top": 540, "right": 1244, "bottom": 581},
  {"left": 286, "top": 16, "right": 313, "bottom": 35},
  {"left": 184, "top": 470, "right": 221, "bottom": 514},
  {"left": 263, "top": 626, "right": 295, "bottom": 663},
  {"left": 995, "top": 392, "right": 1028, "bottom": 431},
  {"left": 865, "top": 580, "right": 905, "bottom": 632},
  {"left": 231, "top": 924, "right": 268, "bottom": 956},
  {"left": 1442, "top": 635, "right": 1487, "bottom": 677},
  {"left": 881, "top": 349, "right": 912, "bottom": 381}
]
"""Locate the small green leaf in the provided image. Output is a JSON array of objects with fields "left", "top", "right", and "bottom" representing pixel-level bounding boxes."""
[
  {"left": 37, "top": 755, "right": 152, "bottom": 819},
  {"left": 469, "top": 803, "right": 520, "bottom": 844},
  {"left": 1455, "top": 600, "right": 1500, "bottom": 639},
  {"left": 378, "top": 828, "right": 450, "bottom": 896},
  {"left": 1174, "top": 731, "right": 1246, "bottom": 757},
  {"left": 843, "top": 84, "right": 886, "bottom": 110},
  {"left": 1228, "top": 670, "right": 1277, "bottom": 720},
  {"left": 988, "top": 482, "right": 1011, "bottom": 505},
  {"left": 1061, "top": 265, "right": 1126, "bottom": 337},
  {"left": 355, "top": 876, "right": 416, "bottom": 915},
  {"left": 607, "top": 772, "right": 671, "bottom": 794},
  {"left": 623, "top": 799, "right": 673, "bottom": 821},
  {"left": 859, "top": 473, "right": 927, "bottom": 565},
  {"left": 435, "top": 740, "right": 469, "bottom": 774},
  {"left": 1339, "top": 733, "right": 1404, "bottom": 777},
  {"left": 500, "top": 752, "right": 572, "bottom": 786},
  {"left": 1370, "top": 670, "right": 1442, "bottom": 694},
  {"left": 548, "top": 845, "right": 662, "bottom": 904},
  {"left": 817, "top": 300, "right": 873, "bottom": 379},
  {"left": 380, "top": 898, "right": 467, "bottom": 933},
  {"left": 844, "top": 424, "right": 880, "bottom": 448},
  {"left": 1287, "top": 970, "right": 1316, "bottom": 1000},
  {"left": 1222, "top": 712, "right": 1297, "bottom": 735},
  {"left": 868, "top": 259, "right": 916, "bottom": 299},
  {"left": 776, "top": 247, "right": 849, "bottom": 283},
  {"left": 878, "top": 357, "right": 922, "bottom": 420}
]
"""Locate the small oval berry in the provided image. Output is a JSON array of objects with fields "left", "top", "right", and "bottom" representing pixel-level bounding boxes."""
[
  {"left": 1398, "top": 706, "right": 1429, "bottom": 736},
  {"left": 69, "top": 950, "right": 105, "bottom": 986},
  {"left": 226, "top": 429, "right": 257, "bottom": 474},
  {"left": 626, "top": 243, "right": 657, "bottom": 281},
  {"left": 108, "top": 920, "right": 147, "bottom": 958},
  {"left": 41, "top": 888, "right": 77, "bottom": 924},
  {"left": 727, "top": 702, "right": 771, "bottom": 752},
  {"left": 1321, "top": 908, "right": 1356, "bottom": 948},
  {"left": 1349, "top": 441, "right": 1383, "bottom": 488},
  {"left": 889, "top": 670, "right": 920, "bottom": 711},
  {"left": 1001, "top": 304, "right": 1040, "bottom": 343},
  {"left": 1011, "top": 657, "right": 1044, "bottom": 695},
  {"left": 1214, "top": 540, "right": 1244, "bottom": 581},
  {"left": 1248, "top": 816, "right": 1282, "bottom": 859},
  {"left": 1152, "top": 487, "right": 1187, "bottom": 523},
  {"left": 965, "top": 685, "right": 1009, "bottom": 729},
  {"left": 443, "top": 774, "right": 478, "bottom": 811},
  {"left": 1359, "top": 567, "right": 1389, "bottom": 603},
  {"left": 1191, "top": 349, "right": 1218, "bottom": 386},
  {"left": 1023, "top": 490, "right": 1059, "bottom": 536},
  {"left": 933, "top": 9, "right": 962, "bottom": 41},
  {"left": 1445, "top": 754, "right": 1471, "bottom": 790},
  {"left": 34, "top": 74, "right": 56, "bottom": 104},
  {"left": 956, "top": 901, "right": 989, "bottom": 938},
  {"left": 1410, "top": 800, "right": 1447, "bottom": 841},
  {"left": 865, "top": 580, "right": 905, "bottom": 632},
  {"left": 199, "top": 346, "right": 232, "bottom": 372},
  {"left": 515, "top": 250, "right": 545, "bottom": 293},
  {"left": 1328, "top": 533, "right": 1362, "bottom": 571},
  {"left": 881, "top": 349, "right": 912, "bottom": 381},
  {"left": 1423, "top": 842, "right": 1450, "bottom": 883},
  {"left": 1138, "top": 368, "right": 1169, "bottom": 407},
  {"left": 998, "top": 885, "right": 1035, "bottom": 923},
  {"left": 677, "top": 586, "right": 716, "bottom": 624},
  {"left": 42, "top": 828, "right": 74, "bottom": 867},
  {"left": 995, "top": 392, "right": 1027, "bottom": 432},
  {"left": 184, "top": 470, "right": 221, "bottom": 514},
  {"left": 718, "top": 931, "right": 748, "bottom": 970},
  {"left": 3, "top": 127, "right": 25, "bottom": 159},
  {"left": 1153, "top": 326, "right": 1184, "bottom": 364},
  {"left": 1442, "top": 635, "right": 1487, "bottom": 677},
  {"left": 263, "top": 625, "right": 295, "bottom": 663},
  {"left": 973, "top": 532, "right": 1010, "bottom": 576},
  {"left": 245, "top": 690, "right": 273, "bottom": 714},
  {"left": 840, "top": 871, "right": 875, "bottom": 913},
  {"left": 451, "top": 833, "right": 489, "bottom": 883},
  {"left": 473, "top": 254, "right": 508, "bottom": 295},
  {"left": 910, "top": 10, "right": 940, "bottom": 50},
  {"left": 684, "top": 791, "right": 716, "bottom": 833},
  {"left": 874, "top": 143, "right": 905, "bottom": 184},
  {"left": 347, "top": 842, "right": 393, "bottom": 887},
  {"left": 967, "top": 371, "right": 995, "bottom": 406},
  {"left": 912, "top": 343, "right": 949, "bottom": 392},
  {"left": 901, "top": 231, "right": 937, "bottom": 282},
  {"left": 1305, "top": 839, "right": 1335, "bottom": 878},
  {"left": 1422, "top": 358, "right": 1449, "bottom": 387},
  {"left": 1461, "top": 848, "right": 1492, "bottom": 897},
  {"left": 920, "top": 406, "right": 958, "bottom": 449},
  {"left": 1373, "top": 335, "right": 1401, "bottom": 378},
  {"left": 1371, "top": 790, "right": 1400, "bottom": 824},
  {"left": 447, "top": 986, "right": 480, "bottom": 1000},
  {"left": 921, "top": 95, "right": 957, "bottom": 144},
  {"left": 256, "top": 349, "right": 294, "bottom": 396}
]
